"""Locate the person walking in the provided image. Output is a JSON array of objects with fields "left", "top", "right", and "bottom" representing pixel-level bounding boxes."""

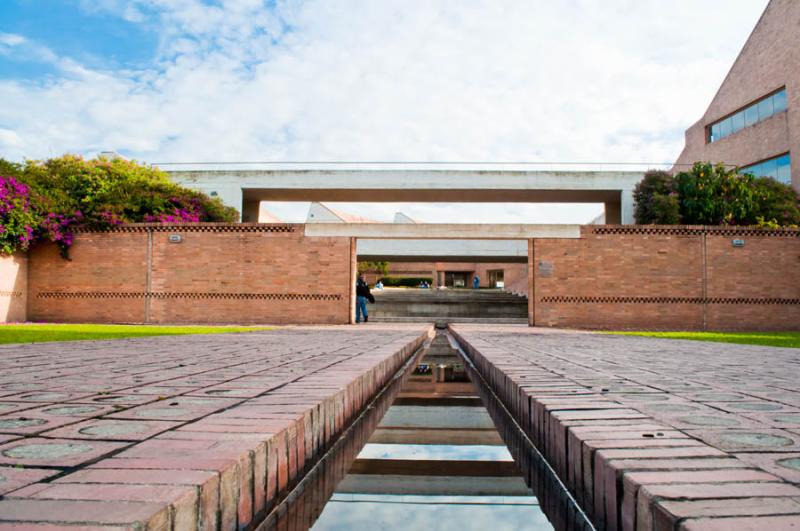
[
  {"left": 472, "top": 275, "right": 480, "bottom": 289},
  {"left": 355, "top": 274, "right": 373, "bottom": 323}
]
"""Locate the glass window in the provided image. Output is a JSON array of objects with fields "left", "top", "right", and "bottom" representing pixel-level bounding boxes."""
[
  {"left": 761, "top": 158, "right": 779, "bottom": 180},
  {"left": 745, "top": 163, "right": 762, "bottom": 176},
  {"left": 719, "top": 117, "right": 732, "bottom": 138},
  {"left": 744, "top": 105, "right": 759, "bottom": 127},
  {"left": 731, "top": 111, "right": 745, "bottom": 133},
  {"left": 758, "top": 97, "right": 774, "bottom": 120},
  {"left": 773, "top": 89, "right": 787, "bottom": 114},
  {"left": 708, "top": 88, "right": 787, "bottom": 142},
  {"left": 710, "top": 123, "right": 721, "bottom": 142},
  {"left": 776, "top": 162, "right": 791, "bottom": 183},
  {"left": 776, "top": 154, "right": 792, "bottom": 184}
]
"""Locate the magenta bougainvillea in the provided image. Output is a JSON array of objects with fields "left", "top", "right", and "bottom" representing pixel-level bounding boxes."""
[
  {"left": 0, "top": 155, "right": 238, "bottom": 258},
  {"left": 0, "top": 176, "right": 37, "bottom": 255}
]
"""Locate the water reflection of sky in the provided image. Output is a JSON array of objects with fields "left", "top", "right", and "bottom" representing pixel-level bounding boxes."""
[
  {"left": 311, "top": 496, "right": 554, "bottom": 531},
  {"left": 358, "top": 443, "right": 513, "bottom": 461}
]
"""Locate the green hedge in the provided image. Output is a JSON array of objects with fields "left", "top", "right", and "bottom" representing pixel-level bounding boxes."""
[{"left": 378, "top": 277, "right": 433, "bottom": 287}]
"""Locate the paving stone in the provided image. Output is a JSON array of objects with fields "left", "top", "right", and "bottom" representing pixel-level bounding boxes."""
[
  {"left": 679, "top": 515, "right": 800, "bottom": 530},
  {"left": 450, "top": 325, "right": 800, "bottom": 531},
  {"left": 0, "top": 467, "right": 57, "bottom": 496},
  {"left": 733, "top": 452, "right": 800, "bottom": 484},
  {"left": 0, "top": 499, "right": 170, "bottom": 528},
  {"left": 0, "top": 438, "right": 128, "bottom": 468},
  {"left": 686, "top": 428, "right": 800, "bottom": 452},
  {"left": 42, "top": 419, "right": 183, "bottom": 441},
  {"left": 0, "top": 326, "right": 431, "bottom": 529}
]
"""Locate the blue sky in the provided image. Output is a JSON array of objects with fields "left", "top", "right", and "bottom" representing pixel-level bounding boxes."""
[
  {"left": 0, "top": 0, "right": 771, "bottom": 222},
  {"left": 0, "top": 0, "right": 159, "bottom": 78}
]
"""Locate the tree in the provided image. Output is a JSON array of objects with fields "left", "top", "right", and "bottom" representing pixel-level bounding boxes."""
[
  {"left": 676, "top": 162, "right": 758, "bottom": 225},
  {"left": 632, "top": 162, "right": 800, "bottom": 226}
]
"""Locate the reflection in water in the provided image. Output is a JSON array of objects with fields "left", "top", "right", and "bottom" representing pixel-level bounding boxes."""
[{"left": 259, "top": 332, "right": 593, "bottom": 531}]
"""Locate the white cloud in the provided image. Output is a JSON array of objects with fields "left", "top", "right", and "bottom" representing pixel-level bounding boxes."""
[
  {"left": 0, "top": 33, "right": 26, "bottom": 47},
  {"left": 0, "top": 0, "right": 771, "bottom": 222}
]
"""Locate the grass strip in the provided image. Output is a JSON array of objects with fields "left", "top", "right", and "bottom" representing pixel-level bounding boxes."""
[
  {"left": 0, "top": 323, "right": 272, "bottom": 345},
  {"left": 607, "top": 331, "right": 800, "bottom": 348}
]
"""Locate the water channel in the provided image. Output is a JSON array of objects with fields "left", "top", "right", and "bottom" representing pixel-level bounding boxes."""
[{"left": 258, "top": 331, "right": 594, "bottom": 531}]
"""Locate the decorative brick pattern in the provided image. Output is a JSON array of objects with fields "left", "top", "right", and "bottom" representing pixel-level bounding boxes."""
[
  {"left": 0, "top": 291, "right": 23, "bottom": 298},
  {"left": 541, "top": 296, "right": 800, "bottom": 305},
  {"left": 589, "top": 226, "right": 800, "bottom": 237},
  {"left": 37, "top": 291, "right": 343, "bottom": 301},
  {"left": 73, "top": 222, "right": 300, "bottom": 233}
]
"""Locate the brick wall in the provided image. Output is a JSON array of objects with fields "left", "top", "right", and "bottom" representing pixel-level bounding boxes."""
[
  {"left": 0, "top": 253, "right": 27, "bottom": 323},
  {"left": 19, "top": 223, "right": 800, "bottom": 330},
  {"left": 28, "top": 224, "right": 355, "bottom": 325},
  {"left": 533, "top": 226, "right": 800, "bottom": 331}
]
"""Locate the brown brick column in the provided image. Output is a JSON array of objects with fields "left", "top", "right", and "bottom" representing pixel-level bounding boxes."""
[{"left": 528, "top": 238, "right": 535, "bottom": 327}]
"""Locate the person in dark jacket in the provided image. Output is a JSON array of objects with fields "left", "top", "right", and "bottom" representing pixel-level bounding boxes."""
[{"left": 355, "top": 274, "right": 373, "bottom": 323}]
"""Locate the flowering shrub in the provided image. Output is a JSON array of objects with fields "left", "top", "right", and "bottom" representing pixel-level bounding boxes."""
[
  {"left": 0, "top": 176, "right": 37, "bottom": 255},
  {"left": 0, "top": 155, "right": 239, "bottom": 257}
]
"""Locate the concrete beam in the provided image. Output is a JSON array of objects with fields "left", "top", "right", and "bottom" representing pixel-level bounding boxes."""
[
  {"left": 356, "top": 238, "right": 529, "bottom": 262},
  {"left": 167, "top": 166, "right": 641, "bottom": 224},
  {"left": 304, "top": 223, "right": 581, "bottom": 239}
]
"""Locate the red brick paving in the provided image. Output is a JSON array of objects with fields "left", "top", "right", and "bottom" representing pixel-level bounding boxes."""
[
  {"left": 0, "top": 325, "right": 430, "bottom": 529},
  {"left": 451, "top": 324, "right": 800, "bottom": 531}
]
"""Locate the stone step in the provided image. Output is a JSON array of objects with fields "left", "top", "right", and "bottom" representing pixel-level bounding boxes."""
[{"left": 369, "top": 316, "right": 529, "bottom": 324}]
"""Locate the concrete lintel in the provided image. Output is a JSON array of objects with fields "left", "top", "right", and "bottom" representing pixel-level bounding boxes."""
[{"left": 304, "top": 223, "right": 581, "bottom": 239}]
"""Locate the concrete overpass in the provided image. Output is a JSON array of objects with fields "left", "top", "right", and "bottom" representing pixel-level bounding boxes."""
[
  {"left": 165, "top": 164, "right": 643, "bottom": 224},
  {"left": 303, "top": 222, "right": 580, "bottom": 262}
]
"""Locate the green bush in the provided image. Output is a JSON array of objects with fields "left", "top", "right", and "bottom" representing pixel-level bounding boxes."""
[
  {"left": 751, "top": 176, "right": 800, "bottom": 226},
  {"left": 633, "top": 162, "right": 800, "bottom": 226},
  {"left": 633, "top": 170, "right": 680, "bottom": 224},
  {"left": 379, "top": 277, "right": 433, "bottom": 287},
  {"left": 0, "top": 155, "right": 239, "bottom": 257},
  {"left": 358, "top": 261, "right": 390, "bottom": 276}
]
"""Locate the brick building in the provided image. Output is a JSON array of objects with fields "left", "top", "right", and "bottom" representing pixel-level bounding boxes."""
[{"left": 674, "top": 0, "right": 799, "bottom": 188}]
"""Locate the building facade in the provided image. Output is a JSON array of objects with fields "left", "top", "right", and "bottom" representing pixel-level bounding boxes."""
[{"left": 674, "top": 0, "right": 799, "bottom": 188}]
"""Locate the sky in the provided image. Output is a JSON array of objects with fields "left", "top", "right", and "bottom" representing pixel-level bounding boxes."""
[{"left": 0, "top": 0, "right": 771, "bottom": 223}]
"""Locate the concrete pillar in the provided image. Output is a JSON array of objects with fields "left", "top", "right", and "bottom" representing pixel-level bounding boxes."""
[
  {"left": 621, "top": 188, "right": 635, "bottom": 224},
  {"left": 528, "top": 239, "right": 535, "bottom": 327},
  {"left": 604, "top": 201, "right": 621, "bottom": 224},
  {"left": 242, "top": 199, "right": 260, "bottom": 223}
]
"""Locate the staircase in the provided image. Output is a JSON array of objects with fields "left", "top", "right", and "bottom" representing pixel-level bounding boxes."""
[{"left": 369, "top": 288, "right": 528, "bottom": 324}]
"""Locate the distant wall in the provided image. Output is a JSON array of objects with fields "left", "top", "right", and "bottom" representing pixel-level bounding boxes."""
[
  {"left": 362, "top": 261, "right": 528, "bottom": 296},
  {"left": 532, "top": 226, "right": 800, "bottom": 331},
  {"left": 0, "top": 253, "right": 27, "bottom": 323},
  {"left": 28, "top": 224, "right": 355, "bottom": 325}
]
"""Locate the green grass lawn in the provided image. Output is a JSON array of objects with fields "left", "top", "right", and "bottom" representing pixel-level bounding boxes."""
[
  {"left": 607, "top": 331, "right": 800, "bottom": 348},
  {"left": 0, "top": 323, "right": 272, "bottom": 345}
]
